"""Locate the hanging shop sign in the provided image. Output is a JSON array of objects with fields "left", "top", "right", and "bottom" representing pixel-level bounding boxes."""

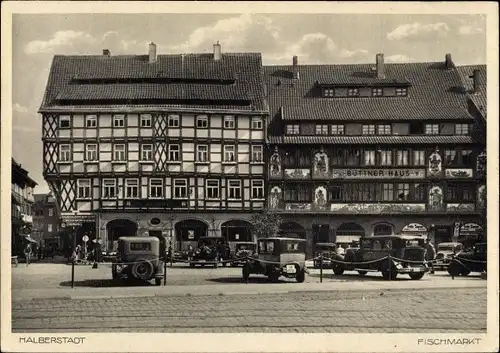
[
  {"left": 401, "top": 223, "right": 427, "bottom": 234},
  {"left": 60, "top": 214, "right": 96, "bottom": 228},
  {"left": 331, "top": 203, "right": 426, "bottom": 214},
  {"left": 330, "top": 169, "right": 426, "bottom": 179}
]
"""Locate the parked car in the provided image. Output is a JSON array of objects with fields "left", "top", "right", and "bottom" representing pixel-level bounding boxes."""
[
  {"left": 111, "top": 237, "right": 164, "bottom": 285},
  {"left": 190, "top": 236, "right": 225, "bottom": 268},
  {"left": 312, "top": 242, "right": 336, "bottom": 268},
  {"left": 447, "top": 242, "right": 487, "bottom": 276},
  {"left": 230, "top": 242, "right": 257, "bottom": 266},
  {"left": 331, "top": 235, "right": 429, "bottom": 280},
  {"left": 242, "top": 237, "right": 307, "bottom": 283},
  {"left": 434, "top": 242, "right": 463, "bottom": 270}
]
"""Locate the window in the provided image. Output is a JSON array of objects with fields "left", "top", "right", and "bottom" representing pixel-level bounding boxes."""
[
  {"left": 113, "top": 115, "right": 125, "bottom": 127},
  {"left": 206, "top": 180, "right": 220, "bottom": 199},
  {"left": 286, "top": 124, "right": 300, "bottom": 135},
  {"left": 344, "top": 184, "right": 377, "bottom": 201},
  {"left": 197, "top": 115, "right": 208, "bottom": 128},
  {"left": 223, "top": 116, "right": 235, "bottom": 129},
  {"left": 331, "top": 149, "right": 344, "bottom": 165},
  {"left": 284, "top": 184, "right": 311, "bottom": 202},
  {"left": 59, "top": 115, "right": 70, "bottom": 128},
  {"left": 113, "top": 144, "right": 126, "bottom": 161},
  {"left": 125, "top": 179, "right": 139, "bottom": 198},
  {"left": 380, "top": 150, "right": 392, "bottom": 166},
  {"left": 77, "top": 179, "right": 91, "bottom": 199},
  {"left": 330, "top": 185, "right": 343, "bottom": 201},
  {"left": 444, "top": 149, "right": 457, "bottom": 165},
  {"left": 323, "top": 88, "right": 334, "bottom": 97},
  {"left": 228, "top": 180, "right": 242, "bottom": 199},
  {"left": 86, "top": 115, "right": 97, "bottom": 128},
  {"left": 168, "top": 144, "right": 180, "bottom": 161},
  {"left": 397, "top": 183, "right": 410, "bottom": 200},
  {"left": 102, "top": 179, "right": 116, "bottom": 198},
  {"left": 168, "top": 115, "right": 180, "bottom": 127},
  {"left": 315, "top": 124, "right": 329, "bottom": 135},
  {"left": 48, "top": 208, "right": 53, "bottom": 217},
  {"left": 224, "top": 145, "right": 235, "bottom": 162},
  {"left": 140, "top": 114, "right": 152, "bottom": 128},
  {"left": 149, "top": 179, "right": 163, "bottom": 198},
  {"left": 251, "top": 145, "right": 263, "bottom": 162},
  {"left": 141, "top": 144, "right": 153, "bottom": 161},
  {"left": 425, "top": 124, "right": 440, "bottom": 135},
  {"left": 59, "top": 144, "right": 71, "bottom": 162},
  {"left": 331, "top": 125, "right": 345, "bottom": 135},
  {"left": 251, "top": 117, "right": 263, "bottom": 129},
  {"left": 382, "top": 184, "right": 394, "bottom": 201},
  {"left": 251, "top": 180, "right": 264, "bottom": 199},
  {"left": 86, "top": 144, "right": 98, "bottom": 161},
  {"left": 346, "top": 149, "right": 361, "bottom": 166},
  {"left": 455, "top": 124, "right": 469, "bottom": 135},
  {"left": 412, "top": 150, "right": 426, "bottom": 166},
  {"left": 48, "top": 224, "right": 53, "bottom": 233},
  {"left": 196, "top": 145, "right": 208, "bottom": 162},
  {"left": 395, "top": 88, "right": 408, "bottom": 96},
  {"left": 363, "top": 150, "right": 376, "bottom": 166},
  {"left": 362, "top": 125, "right": 376, "bottom": 135},
  {"left": 173, "top": 179, "right": 188, "bottom": 199},
  {"left": 412, "top": 184, "right": 426, "bottom": 201},
  {"left": 347, "top": 88, "right": 359, "bottom": 96},
  {"left": 377, "top": 124, "right": 391, "bottom": 135},
  {"left": 460, "top": 150, "right": 473, "bottom": 166},
  {"left": 372, "top": 88, "right": 383, "bottom": 97},
  {"left": 396, "top": 150, "right": 409, "bottom": 166},
  {"left": 446, "top": 184, "right": 474, "bottom": 202}
]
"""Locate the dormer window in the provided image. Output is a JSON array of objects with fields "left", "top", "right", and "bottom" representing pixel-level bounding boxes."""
[
  {"left": 396, "top": 88, "right": 408, "bottom": 96},
  {"left": 347, "top": 88, "right": 359, "bottom": 97},
  {"left": 372, "top": 88, "right": 383, "bottom": 97},
  {"left": 315, "top": 124, "right": 329, "bottom": 135},
  {"left": 323, "top": 88, "right": 334, "bottom": 97},
  {"left": 286, "top": 124, "right": 300, "bottom": 135}
]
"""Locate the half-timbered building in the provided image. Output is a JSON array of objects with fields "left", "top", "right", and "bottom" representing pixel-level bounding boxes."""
[
  {"left": 40, "top": 43, "right": 268, "bottom": 252},
  {"left": 264, "top": 54, "right": 486, "bottom": 254}
]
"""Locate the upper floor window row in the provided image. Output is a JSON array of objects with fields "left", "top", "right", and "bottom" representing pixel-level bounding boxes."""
[
  {"left": 59, "top": 114, "right": 264, "bottom": 130},
  {"left": 321, "top": 86, "right": 408, "bottom": 98}
]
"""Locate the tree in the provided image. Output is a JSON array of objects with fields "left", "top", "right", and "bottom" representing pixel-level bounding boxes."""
[{"left": 250, "top": 210, "right": 282, "bottom": 239}]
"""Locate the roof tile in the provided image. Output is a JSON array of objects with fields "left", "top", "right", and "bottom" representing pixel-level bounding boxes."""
[{"left": 268, "top": 135, "right": 475, "bottom": 145}]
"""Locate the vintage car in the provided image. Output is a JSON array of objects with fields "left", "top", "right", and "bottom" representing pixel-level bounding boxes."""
[
  {"left": 331, "top": 235, "right": 429, "bottom": 280},
  {"left": 111, "top": 237, "right": 164, "bottom": 285},
  {"left": 230, "top": 242, "right": 257, "bottom": 266},
  {"left": 242, "top": 237, "right": 307, "bottom": 283},
  {"left": 190, "top": 236, "right": 225, "bottom": 268},
  {"left": 447, "top": 242, "right": 487, "bottom": 276},
  {"left": 434, "top": 242, "right": 463, "bottom": 270},
  {"left": 312, "top": 243, "right": 336, "bottom": 268}
]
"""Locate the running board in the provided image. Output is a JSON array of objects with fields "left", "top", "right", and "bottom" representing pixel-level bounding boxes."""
[{"left": 353, "top": 268, "right": 378, "bottom": 272}]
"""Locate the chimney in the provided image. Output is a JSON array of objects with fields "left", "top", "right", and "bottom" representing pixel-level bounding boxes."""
[
  {"left": 102, "top": 49, "right": 110, "bottom": 56},
  {"left": 471, "top": 69, "right": 482, "bottom": 93},
  {"left": 149, "top": 42, "right": 157, "bottom": 63},
  {"left": 376, "top": 53, "right": 385, "bottom": 79},
  {"left": 444, "top": 53, "right": 453, "bottom": 69},
  {"left": 292, "top": 56, "right": 299, "bottom": 80},
  {"left": 213, "top": 41, "right": 222, "bottom": 61}
]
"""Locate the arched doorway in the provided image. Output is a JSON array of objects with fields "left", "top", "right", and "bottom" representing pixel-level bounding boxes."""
[
  {"left": 312, "top": 224, "right": 331, "bottom": 244},
  {"left": 106, "top": 219, "right": 138, "bottom": 252},
  {"left": 336, "top": 222, "right": 365, "bottom": 246},
  {"left": 175, "top": 219, "right": 208, "bottom": 251},
  {"left": 279, "top": 221, "right": 306, "bottom": 239},
  {"left": 373, "top": 223, "right": 394, "bottom": 236},
  {"left": 221, "top": 220, "right": 253, "bottom": 242}
]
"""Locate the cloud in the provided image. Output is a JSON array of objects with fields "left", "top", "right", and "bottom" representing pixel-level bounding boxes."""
[
  {"left": 458, "top": 25, "right": 483, "bottom": 35},
  {"left": 387, "top": 22, "right": 449, "bottom": 41},
  {"left": 24, "top": 30, "right": 96, "bottom": 54},
  {"left": 13, "top": 103, "right": 29, "bottom": 113},
  {"left": 385, "top": 54, "right": 415, "bottom": 63}
]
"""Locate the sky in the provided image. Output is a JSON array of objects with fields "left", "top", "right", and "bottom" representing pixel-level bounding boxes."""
[{"left": 11, "top": 13, "right": 486, "bottom": 193}]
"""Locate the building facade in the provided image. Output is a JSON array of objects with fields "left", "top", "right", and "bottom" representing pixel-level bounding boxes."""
[
  {"left": 264, "top": 54, "right": 486, "bottom": 254},
  {"left": 33, "top": 192, "right": 61, "bottom": 249},
  {"left": 40, "top": 43, "right": 268, "bottom": 252},
  {"left": 11, "top": 158, "right": 37, "bottom": 255}
]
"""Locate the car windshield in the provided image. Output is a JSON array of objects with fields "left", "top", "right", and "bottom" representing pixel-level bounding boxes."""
[
  {"left": 405, "top": 240, "right": 421, "bottom": 247},
  {"left": 258, "top": 240, "right": 274, "bottom": 254}
]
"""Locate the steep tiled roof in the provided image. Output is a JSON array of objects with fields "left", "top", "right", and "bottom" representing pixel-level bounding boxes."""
[
  {"left": 268, "top": 135, "right": 475, "bottom": 145},
  {"left": 40, "top": 53, "right": 267, "bottom": 113},
  {"left": 264, "top": 60, "right": 472, "bottom": 122},
  {"left": 457, "top": 65, "right": 487, "bottom": 116}
]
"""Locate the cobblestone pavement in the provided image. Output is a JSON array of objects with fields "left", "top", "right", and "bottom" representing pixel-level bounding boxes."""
[{"left": 12, "top": 288, "right": 486, "bottom": 333}]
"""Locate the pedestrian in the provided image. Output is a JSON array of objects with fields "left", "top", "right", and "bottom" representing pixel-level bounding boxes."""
[
  {"left": 336, "top": 244, "right": 345, "bottom": 256},
  {"left": 23, "top": 243, "right": 32, "bottom": 267},
  {"left": 167, "top": 243, "right": 173, "bottom": 266},
  {"left": 424, "top": 238, "right": 436, "bottom": 274},
  {"left": 187, "top": 244, "right": 194, "bottom": 263}
]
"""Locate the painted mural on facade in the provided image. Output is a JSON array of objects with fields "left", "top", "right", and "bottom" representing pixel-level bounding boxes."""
[
  {"left": 477, "top": 185, "right": 486, "bottom": 209},
  {"left": 313, "top": 151, "right": 329, "bottom": 178},
  {"left": 285, "top": 203, "right": 312, "bottom": 211},
  {"left": 444, "top": 169, "right": 473, "bottom": 178},
  {"left": 428, "top": 149, "right": 442, "bottom": 177},
  {"left": 446, "top": 203, "right": 475, "bottom": 212},
  {"left": 269, "top": 186, "right": 282, "bottom": 209},
  {"left": 269, "top": 147, "right": 281, "bottom": 177},
  {"left": 313, "top": 186, "right": 327, "bottom": 210},
  {"left": 330, "top": 203, "right": 426, "bottom": 214},
  {"left": 428, "top": 186, "right": 443, "bottom": 210},
  {"left": 284, "top": 168, "right": 310, "bottom": 179}
]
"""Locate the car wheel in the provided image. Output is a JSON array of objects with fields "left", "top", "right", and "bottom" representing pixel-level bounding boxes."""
[
  {"left": 131, "top": 260, "right": 154, "bottom": 281},
  {"left": 447, "top": 261, "right": 462, "bottom": 277},
  {"left": 409, "top": 272, "right": 425, "bottom": 280},
  {"left": 332, "top": 264, "right": 344, "bottom": 275},
  {"left": 357, "top": 270, "right": 367, "bottom": 276},
  {"left": 155, "top": 278, "right": 162, "bottom": 286},
  {"left": 296, "top": 270, "right": 306, "bottom": 283}
]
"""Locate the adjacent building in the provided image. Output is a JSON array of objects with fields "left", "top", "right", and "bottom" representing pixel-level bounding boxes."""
[
  {"left": 33, "top": 192, "right": 61, "bottom": 250},
  {"left": 11, "top": 158, "right": 38, "bottom": 255},
  {"left": 264, "top": 54, "right": 486, "bottom": 254},
  {"left": 39, "top": 43, "right": 268, "bottom": 252}
]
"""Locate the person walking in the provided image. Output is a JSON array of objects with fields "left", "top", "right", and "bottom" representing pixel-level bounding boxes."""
[
  {"left": 23, "top": 243, "right": 32, "bottom": 267},
  {"left": 424, "top": 238, "right": 436, "bottom": 274}
]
